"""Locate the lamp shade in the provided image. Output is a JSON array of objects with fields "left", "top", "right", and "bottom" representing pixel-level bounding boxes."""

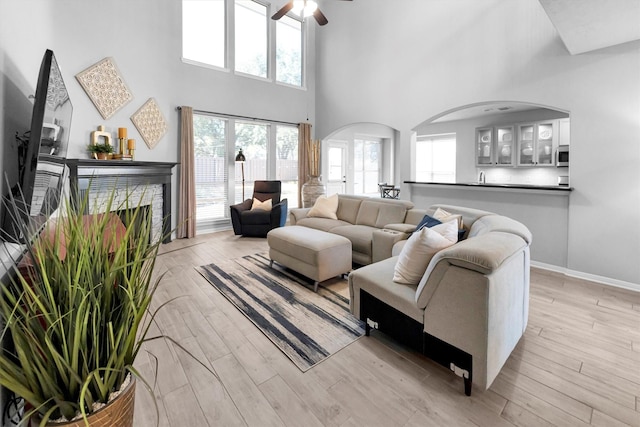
[{"left": 235, "top": 149, "right": 246, "bottom": 162}]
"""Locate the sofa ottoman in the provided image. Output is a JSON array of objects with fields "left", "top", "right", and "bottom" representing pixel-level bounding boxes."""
[{"left": 267, "top": 226, "right": 352, "bottom": 291}]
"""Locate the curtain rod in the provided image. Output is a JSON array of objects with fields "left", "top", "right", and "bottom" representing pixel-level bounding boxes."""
[{"left": 176, "top": 106, "right": 300, "bottom": 127}]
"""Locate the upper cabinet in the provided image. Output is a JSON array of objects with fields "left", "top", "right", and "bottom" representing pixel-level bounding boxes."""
[
  {"left": 496, "top": 125, "right": 515, "bottom": 166},
  {"left": 517, "top": 121, "right": 556, "bottom": 166},
  {"left": 476, "top": 120, "right": 561, "bottom": 167},
  {"left": 476, "top": 127, "right": 494, "bottom": 166}
]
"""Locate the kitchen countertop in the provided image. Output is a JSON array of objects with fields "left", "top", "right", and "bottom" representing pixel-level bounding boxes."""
[{"left": 404, "top": 181, "right": 573, "bottom": 193}]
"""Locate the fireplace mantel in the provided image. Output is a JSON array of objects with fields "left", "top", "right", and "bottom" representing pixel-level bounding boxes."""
[{"left": 65, "top": 159, "right": 177, "bottom": 243}]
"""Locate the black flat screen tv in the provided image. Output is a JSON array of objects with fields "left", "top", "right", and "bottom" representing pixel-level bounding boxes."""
[{"left": 2, "top": 49, "right": 72, "bottom": 243}]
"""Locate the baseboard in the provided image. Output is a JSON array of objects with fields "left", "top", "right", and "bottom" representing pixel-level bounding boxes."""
[{"left": 531, "top": 261, "right": 640, "bottom": 293}]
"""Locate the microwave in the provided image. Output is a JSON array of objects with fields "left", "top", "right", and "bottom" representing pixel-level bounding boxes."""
[{"left": 556, "top": 145, "right": 569, "bottom": 167}]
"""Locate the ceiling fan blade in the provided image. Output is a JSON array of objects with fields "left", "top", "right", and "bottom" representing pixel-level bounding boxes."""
[
  {"left": 313, "top": 8, "right": 329, "bottom": 26},
  {"left": 272, "top": 1, "right": 294, "bottom": 20}
]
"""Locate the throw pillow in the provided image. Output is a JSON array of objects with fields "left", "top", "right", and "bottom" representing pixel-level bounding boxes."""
[
  {"left": 433, "top": 207, "right": 464, "bottom": 229},
  {"left": 251, "top": 198, "right": 272, "bottom": 211},
  {"left": 415, "top": 214, "right": 442, "bottom": 232},
  {"left": 308, "top": 193, "right": 339, "bottom": 219},
  {"left": 393, "top": 220, "right": 458, "bottom": 285}
]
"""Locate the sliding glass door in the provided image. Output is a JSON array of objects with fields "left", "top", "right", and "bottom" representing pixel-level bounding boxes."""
[{"left": 193, "top": 112, "right": 298, "bottom": 232}]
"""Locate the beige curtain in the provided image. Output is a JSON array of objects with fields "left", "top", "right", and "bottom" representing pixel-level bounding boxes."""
[
  {"left": 298, "top": 122, "right": 312, "bottom": 208},
  {"left": 177, "top": 106, "right": 196, "bottom": 238}
]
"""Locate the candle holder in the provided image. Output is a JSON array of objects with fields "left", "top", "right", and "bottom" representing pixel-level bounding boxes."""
[
  {"left": 127, "top": 139, "right": 136, "bottom": 160},
  {"left": 113, "top": 127, "right": 132, "bottom": 160}
]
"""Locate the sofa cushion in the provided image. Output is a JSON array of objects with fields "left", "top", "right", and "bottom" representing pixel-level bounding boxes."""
[
  {"left": 240, "top": 209, "right": 271, "bottom": 225},
  {"left": 330, "top": 224, "right": 378, "bottom": 255},
  {"left": 393, "top": 220, "right": 458, "bottom": 285},
  {"left": 296, "top": 217, "right": 350, "bottom": 232},
  {"left": 415, "top": 214, "right": 442, "bottom": 231},
  {"left": 349, "top": 256, "right": 423, "bottom": 323},
  {"left": 251, "top": 197, "right": 272, "bottom": 211},
  {"left": 356, "top": 200, "right": 410, "bottom": 228},
  {"left": 336, "top": 197, "right": 363, "bottom": 224},
  {"left": 433, "top": 207, "right": 464, "bottom": 229},
  {"left": 308, "top": 194, "right": 339, "bottom": 219}
]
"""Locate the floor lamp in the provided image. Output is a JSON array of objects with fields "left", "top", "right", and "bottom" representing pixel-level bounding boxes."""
[{"left": 235, "top": 148, "right": 246, "bottom": 200}]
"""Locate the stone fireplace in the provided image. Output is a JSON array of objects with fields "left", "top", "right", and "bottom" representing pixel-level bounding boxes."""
[{"left": 64, "top": 159, "right": 176, "bottom": 243}]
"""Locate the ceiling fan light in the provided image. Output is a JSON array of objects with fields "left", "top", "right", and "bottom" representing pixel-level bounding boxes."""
[
  {"left": 291, "top": 0, "right": 305, "bottom": 15},
  {"left": 303, "top": 0, "right": 318, "bottom": 17},
  {"left": 292, "top": 0, "right": 318, "bottom": 18}
]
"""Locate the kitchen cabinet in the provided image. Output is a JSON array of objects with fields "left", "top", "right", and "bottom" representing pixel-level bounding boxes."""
[
  {"left": 517, "top": 121, "right": 556, "bottom": 166},
  {"left": 495, "top": 125, "right": 515, "bottom": 166},
  {"left": 475, "top": 125, "right": 515, "bottom": 166},
  {"left": 475, "top": 127, "right": 494, "bottom": 166}
]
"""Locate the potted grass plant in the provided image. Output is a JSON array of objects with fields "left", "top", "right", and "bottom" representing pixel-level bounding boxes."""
[{"left": 0, "top": 187, "right": 200, "bottom": 426}]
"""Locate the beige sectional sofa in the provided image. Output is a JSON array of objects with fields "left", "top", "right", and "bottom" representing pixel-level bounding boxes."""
[
  {"left": 287, "top": 197, "right": 532, "bottom": 395},
  {"left": 289, "top": 195, "right": 416, "bottom": 265},
  {"left": 349, "top": 204, "right": 532, "bottom": 395}
]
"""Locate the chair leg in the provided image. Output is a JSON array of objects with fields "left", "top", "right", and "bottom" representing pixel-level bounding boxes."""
[
  {"left": 270, "top": 260, "right": 273, "bottom": 268},
  {"left": 313, "top": 281, "right": 319, "bottom": 292}
]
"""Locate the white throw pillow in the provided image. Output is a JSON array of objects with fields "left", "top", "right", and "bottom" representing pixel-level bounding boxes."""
[
  {"left": 308, "top": 193, "right": 339, "bottom": 219},
  {"left": 393, "top": 220, "right": 458, "bottom": 285},
  {"left": 251, "top": 198, "right": 272, "bottom": 211},
  {"left": 433, "top": 207, "right": 464, "bottom": 229}
]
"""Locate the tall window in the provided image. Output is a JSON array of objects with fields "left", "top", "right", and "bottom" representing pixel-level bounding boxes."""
[
  {"left": 415, "top": 133, "right": 457, "bottom": 182},
  {"left": 276, "top": 126, "right": 299, "bottom": 207},
  {"left": 235, "top": 122, "right": 268, "bottom": 202},
  {"left": 235, "top": 0, "right": 267, "bottom": 78},
  {"left": 276, "top": 16, "right": 302, "bottom": 86},
  {"left": 182, "top": 0, "right": 225, "bottom": 68},
  {"left": 183, "top": 0, "right": 306, "bottom": 86},
  {"left": 193, "top": 114, "right": 228, "bottom": 222},
  {"left": 353, "top": 138, "right": 381, "bottom": 196}
]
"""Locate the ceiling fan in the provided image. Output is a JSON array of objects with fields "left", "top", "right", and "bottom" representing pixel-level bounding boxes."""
[{"left": 271, "top": 0, "right": 352, "bottom": 26}]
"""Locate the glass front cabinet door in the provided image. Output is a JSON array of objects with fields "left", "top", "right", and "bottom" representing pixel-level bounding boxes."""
[
  {"left": 517, "top": 124, "right": 536, "bottom": 166},
  {"left": 536, "top": 122, "right": 554, "bottom": 165},
  {"left": 517, "top": 121, "right": 556, "bottom": 166},
  {"left": 495, "top": 125, "right": 515, "bottom": 166},
  {"left": 476, "top": 127, "right": 494, "bottom": 166}
]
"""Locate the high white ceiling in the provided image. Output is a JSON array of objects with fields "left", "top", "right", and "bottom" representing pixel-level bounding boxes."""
[{"left": 538, "top": 0, "right": 640, "bottom": 54}]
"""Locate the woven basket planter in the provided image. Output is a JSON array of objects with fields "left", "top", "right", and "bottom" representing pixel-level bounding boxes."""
[{"left": 31, "top": 378, "right": 136, "bottom": 427}]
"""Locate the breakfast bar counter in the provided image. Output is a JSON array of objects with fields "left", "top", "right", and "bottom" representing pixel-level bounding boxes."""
[
  {"left": 403, "top": 180, "right": 573, "bottom": 268},
  {"left": 404, "top": 181, "right": 573, "bottom": 195}
]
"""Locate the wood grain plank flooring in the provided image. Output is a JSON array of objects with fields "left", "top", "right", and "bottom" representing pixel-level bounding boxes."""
[{"left": 133, "top": 230, "right": 640, "bottom": 427}]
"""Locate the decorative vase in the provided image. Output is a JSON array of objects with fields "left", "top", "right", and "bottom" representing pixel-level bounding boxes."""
[
  {"left": 31, "top": 378, "right": 136, "bottom": 427},
  {"left": 302, "top": 175, "right": 326, "bottom": 208}
]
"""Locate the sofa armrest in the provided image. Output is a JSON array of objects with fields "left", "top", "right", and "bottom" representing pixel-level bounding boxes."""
[
  {"left": 384, "top": 223, "right": 416, "bottom": 233},
  {"left": 230, "top": 199, "right": 253, "bottom": 235},
  {"left": 289, "top": 207, "right": 311, "bottom": 225},
  {"left": 372, "top": 228, "right": 410, "bottom": 263},
  {"left": 416, "top": 232, "right": 529, "bottom": 308}
]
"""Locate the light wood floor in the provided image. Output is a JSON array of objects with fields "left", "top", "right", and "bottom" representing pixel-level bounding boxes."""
[{"left": 133, "top": 230, "right": 640, "bottom": 427}]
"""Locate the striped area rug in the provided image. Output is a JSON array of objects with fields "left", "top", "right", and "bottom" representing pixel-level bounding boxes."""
[{"left": 196, "top": 253, "right": 365, "bottom": 371}]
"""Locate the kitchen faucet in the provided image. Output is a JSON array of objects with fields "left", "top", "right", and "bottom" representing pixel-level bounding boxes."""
[{"left": 478, "top": 170, "right": 486, "bottom": 184}]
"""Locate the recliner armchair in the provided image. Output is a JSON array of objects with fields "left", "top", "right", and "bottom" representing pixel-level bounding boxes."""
[{"left": 230, "top": 180, "right": 288, "bottom": 237}]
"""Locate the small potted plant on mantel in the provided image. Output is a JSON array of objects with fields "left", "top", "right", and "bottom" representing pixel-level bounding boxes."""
[
  {"left": 0, "top": 187, "right": 214, "bottom": 426},
  {"left": 87, "top": 143, "right": 114, "bottom": 160}
]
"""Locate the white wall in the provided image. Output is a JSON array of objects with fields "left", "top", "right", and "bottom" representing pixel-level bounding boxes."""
[
  {"left": 0, "top": 0, "right": 316, "bottom": 232},
  {"left": 315, "top": 0, "right": 640, "bottom": 286}
]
